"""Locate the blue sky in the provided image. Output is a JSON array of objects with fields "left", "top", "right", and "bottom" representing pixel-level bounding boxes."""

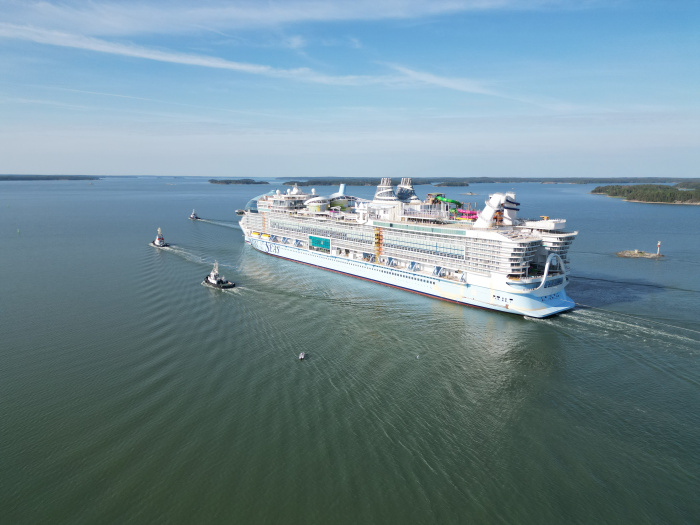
[{"left": 1, "top": 0, "right": 698, "bottom": 178}]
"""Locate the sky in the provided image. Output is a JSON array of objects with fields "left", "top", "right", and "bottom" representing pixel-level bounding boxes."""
[{"left": 1, "top": 0, "right": 699, "bottom": 178}]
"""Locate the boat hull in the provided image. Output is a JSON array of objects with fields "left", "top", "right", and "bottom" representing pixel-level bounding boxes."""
[
  {"left": 245, "top": 236, "right": 574, "bottom": 318},
  {"left": 202, "top": 279, "right": 235, "bottom": 289}
]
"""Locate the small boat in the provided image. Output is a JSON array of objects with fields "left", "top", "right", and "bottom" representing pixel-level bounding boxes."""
[
  {"left": 235, "top": 209, "right": 245, "bottom": 215},
  {"left": 202, "top": 261, "right": 235, "bottom": 289},
  {"left": 299, "top": 352, "right": 305, "bottom": 360},
  {"left": 152, "top": 227, "right": 169, "bottom": 247},
  {"left": 189, "top": 209, "right": 201, "bottom": 220}
]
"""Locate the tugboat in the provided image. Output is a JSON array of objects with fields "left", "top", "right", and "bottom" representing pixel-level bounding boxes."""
[
  {"left": 152, "top": 227, "right": 169, "bottom": 247},
  {"left": 202, "top": 261, "right": 235, "bottom": 289},
  {"left": 189, "top": 209, "right": 200, "bottom": 220}
]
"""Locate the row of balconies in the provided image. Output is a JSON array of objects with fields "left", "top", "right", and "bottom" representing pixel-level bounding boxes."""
[{"left": 264, "top": 220, "right": 533, "bottom": 276}]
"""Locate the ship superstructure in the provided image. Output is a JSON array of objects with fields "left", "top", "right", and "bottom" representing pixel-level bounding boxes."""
[{"left": 240, "top": 179, "right": 577, "bottom": 317}]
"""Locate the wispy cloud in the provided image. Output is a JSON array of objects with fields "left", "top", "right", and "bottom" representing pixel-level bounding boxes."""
[
  {"left": 32, "top": 85, "right": 333, "bottom": 121},
  {"left": 0, "top": 95, "right": 95, "bottom": 111},
  {"left": 386, "top": 64, "right": 582, "bottom": 111},
  {"left": 387, "top": 64, "right": 497, "bottom": 96},
  {"left": 0, "top": 23, "right": 390, "bottom": 86},
  {"left": 3, "top": 1, "right": 589, "bottom": 36},
  {"left": 348, "top": 38, "right": 363, "bottom": 49},
  {"left": 0, "top": 23, "right": 581, "bottom": 110},
  {"left": 285, "top": 35, "right": 306, "bottom": 50}
]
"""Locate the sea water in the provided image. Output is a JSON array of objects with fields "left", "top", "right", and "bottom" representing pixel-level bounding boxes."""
[{"left": 1, "top": 178, "right": 698, "bottom": 523}]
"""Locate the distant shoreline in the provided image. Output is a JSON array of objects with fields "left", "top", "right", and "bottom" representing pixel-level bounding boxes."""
[
  {"left": 4, "top": 175, "right": 700, "bottom": 190},
  {"left": 279, "top": 177, "right": 700, "bottom": 186},
  {"left": 625, "top": 199, "right": 700, "bottom": 205},
  {"left": 209, "top": 179, "right": 269, "bottom": 185},
  {"left": 0, "top": 175, "right": 101, "bottom": 181},
  {"left": 592, "top": 184, "right": 700, "bottom": 205},
  {"left": 595, "top": 195, "right": 700, "bottom": 205}
]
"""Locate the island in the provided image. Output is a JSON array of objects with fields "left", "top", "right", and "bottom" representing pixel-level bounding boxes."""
[
  {"left": 676, "top": 181, "right": 700, "bottom": 190},
  {"left": 617, "top": 250, "right": 664, "bottom": 259},
  {"left": 592, "top": 184, "right": 700, "bottom": 204},
  {"left": 433, "top": 181, "right": 470, "bottom": 187},
  {"left": 209, "top": 179, "right": 269, "bottom": 185}
]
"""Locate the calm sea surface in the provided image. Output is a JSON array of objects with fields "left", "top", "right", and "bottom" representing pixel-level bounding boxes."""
[{"left": 1, "top": 178, "right": 698, "bottom": 523}]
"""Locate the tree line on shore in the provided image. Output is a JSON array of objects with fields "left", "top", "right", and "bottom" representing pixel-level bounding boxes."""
[
  {"left": 592, "top": 184, "right": 700, "bottom": 204},
  {"left": 208, "top": 179, "right": 269, "bottom": 185}
]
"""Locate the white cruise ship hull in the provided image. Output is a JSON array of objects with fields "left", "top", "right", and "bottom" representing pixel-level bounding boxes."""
[{"left": 245, "top": 235, "right": 574, "bottom": 318}]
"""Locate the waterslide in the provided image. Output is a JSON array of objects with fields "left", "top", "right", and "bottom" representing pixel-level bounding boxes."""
[{"left": 435, "top": 195, "right": 462, "bottom": 208}]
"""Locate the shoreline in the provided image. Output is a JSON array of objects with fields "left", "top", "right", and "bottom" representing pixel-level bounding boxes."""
[
  {"left": 625, "top": 199, "right": 700, "bottom": 205},
  {"left": 617, "top": 250, "right": 664, "bottom": 259},
  {"left": 592, "top": 193, "right": 700, "bottom": 205}
]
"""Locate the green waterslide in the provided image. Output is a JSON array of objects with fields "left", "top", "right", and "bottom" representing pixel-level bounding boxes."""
[{"left": 435, "top": 195, "right": 462, "bottom": 208}]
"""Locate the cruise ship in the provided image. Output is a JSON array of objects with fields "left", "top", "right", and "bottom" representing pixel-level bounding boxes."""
[{"left": 239, "top": 179, "right": 577, "bottom": 318}]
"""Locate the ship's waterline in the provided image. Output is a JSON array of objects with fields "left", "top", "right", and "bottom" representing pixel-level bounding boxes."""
[{"left": 247, "top": 237, "right": 574, "bottom": 317}]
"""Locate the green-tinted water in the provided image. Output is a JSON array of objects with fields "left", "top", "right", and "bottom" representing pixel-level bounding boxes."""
[{"left": 1, "top": 178, "right": 698, "bottom": 523}]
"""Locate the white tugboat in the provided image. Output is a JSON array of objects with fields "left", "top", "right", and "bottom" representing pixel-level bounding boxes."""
[
  {"left": 189, "top": 209, "right": 200, "bottom": 220},
  {"left": 202, "top": 261, "right": 235, "bottom": 289},
  {"left": 152, "top": 227, "right": 169, "bottom": 247}
]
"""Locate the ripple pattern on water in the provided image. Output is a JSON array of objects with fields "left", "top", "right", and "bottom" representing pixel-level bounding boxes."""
[{"left": 2, "top": 179, "right": 699, "bottom": 524}]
